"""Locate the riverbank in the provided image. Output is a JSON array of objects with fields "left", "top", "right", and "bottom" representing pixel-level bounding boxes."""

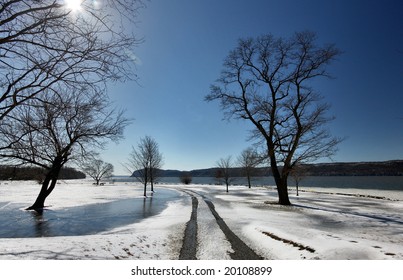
[
  {"left": 114, "top": 175, "right": 403, "bottom": 191},
  {"left": 0, "top": 179, "right": 402, "bottom": 259}
]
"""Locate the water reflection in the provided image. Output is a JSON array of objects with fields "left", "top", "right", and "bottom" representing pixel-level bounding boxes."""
[
  {"left": 31, "top": 211, "right": 51, "bottom": 237},
  {"left": 0, "top": 189, "right": 181, "bottom": 238}
]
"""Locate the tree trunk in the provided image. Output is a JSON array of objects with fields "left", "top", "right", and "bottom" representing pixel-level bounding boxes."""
[
  {"left": 296, "top": 182, "right": 299, "bottom": 196},
  {"left": 275, "top": 176, "right": 291, "bottom": 205},
  {"left": 26, "top": 163, "right": 62, "bottom": 211},
  {"left": 143, "top": 181, "right": 147, "bottom": 197},
  {"left": 247, "top": 173, "right": 251, "bottom": 188},
  {"left": 26, "top": 186, "right": 48, "bottom": 211},
  {"left": 270, "top": 158, "right": 291, "bottom": 205},
  {"left": 150, "top": 168, "right": 154, "bottom": 192},
  {"left": 143, "top": 167, "right": 148, "bottom": 197}
]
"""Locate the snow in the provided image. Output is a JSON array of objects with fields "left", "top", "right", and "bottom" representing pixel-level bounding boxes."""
[
  {"left": 0, "top": 179, "right": 402, "bottom": 260},
  {"left": 0, "top": 180, "right": 190, "bottom": 260}
]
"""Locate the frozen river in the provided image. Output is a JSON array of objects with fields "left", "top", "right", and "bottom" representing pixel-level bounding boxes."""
[{"left": 0, "top": 188, "right": 182, "bottom": 238}]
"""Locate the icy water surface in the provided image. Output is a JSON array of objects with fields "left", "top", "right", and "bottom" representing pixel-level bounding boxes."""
[{"left": 0, "top": 189, "right": 182, "bottom": 238}]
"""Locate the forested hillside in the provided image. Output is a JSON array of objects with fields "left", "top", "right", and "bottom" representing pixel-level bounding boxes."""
[
  {"left": 0, "top": 166, "right": 86, "bottom": 181},
  {"left": 135, "top": 160, "right": 403, "bottom": 177}
]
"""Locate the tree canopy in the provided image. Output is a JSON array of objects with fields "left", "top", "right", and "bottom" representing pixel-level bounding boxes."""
[{"left": 206, "top": 31, "right": 342, "bottom": 205}]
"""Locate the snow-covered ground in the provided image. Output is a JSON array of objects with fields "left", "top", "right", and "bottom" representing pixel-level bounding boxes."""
[
  {"left": 188, "top": 184, "right": 403, "bottom": 260},
  {"left": 0, "top": 180, "right": 190, "bottom": 260},
  {"left": 0, "top": 179, "right": 402, "bottom": 260}
]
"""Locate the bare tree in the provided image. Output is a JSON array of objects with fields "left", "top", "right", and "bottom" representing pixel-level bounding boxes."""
[
  {"left": 0, "top": 88, "right": 129, "bottom": 211},
  {"left": 81, "top": 156, "right": 114, "bottom": 185},
  {"left": 290, "top": 164, "right": 307, "bottom": 196},
  {"left": 125, "top": 136, "right": 163, "bottom": 196},
  {"left": 237, "top": 147, "right": 260, "bottom": 188},
  {"left": 206, "top": 31, "right": 342, "bottom": 205},
  {"left": 216, "top": 156, "right": 233, "bottom": 192},
  {"left": 147, "top": 137, "right": 163, "bottom": 192},
  {"left": 126, "top": 144, "right": 149, "bottom": 196},
  {"left": 0, "top": 0, "right": 143, "bottom": 122}
]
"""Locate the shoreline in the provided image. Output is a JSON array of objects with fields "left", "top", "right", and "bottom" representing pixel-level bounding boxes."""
[{"left": 113, "top": 175, "right": 403, "bottom": 192}]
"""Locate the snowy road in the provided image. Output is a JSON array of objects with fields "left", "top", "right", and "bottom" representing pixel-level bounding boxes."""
[{"left": 178, "top": 189, "right": 263, "bottom": 260}]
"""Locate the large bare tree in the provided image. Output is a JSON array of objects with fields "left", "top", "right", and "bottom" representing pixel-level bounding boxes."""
[
  {"left": 206, "top": 32, "right": 342, "bottom": 205},
  {"left": 0, "top": 0, "right": 143, "bottom": 122},
  {"left": 0, "top": 88, "right": 129, "bottom": 210}
]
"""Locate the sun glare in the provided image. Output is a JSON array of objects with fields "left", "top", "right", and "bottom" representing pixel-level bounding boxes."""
[{"left": 65, "top": 0, "right": 82, "bottom": 12}]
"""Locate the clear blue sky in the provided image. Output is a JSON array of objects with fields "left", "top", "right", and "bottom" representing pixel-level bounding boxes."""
[{"left": 102, "top": 0, "right": 403, "bottom": 175}]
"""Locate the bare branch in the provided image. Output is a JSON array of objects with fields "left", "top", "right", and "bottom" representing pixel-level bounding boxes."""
[
  {"left": 206, "top": 31, "right": 342, "bottom": 205},
  {"left": 125, "top": 136, "right": 163, "bottom": 195},
  {"left": 0, "top": 0, "right": 143, "bottom": 120}
]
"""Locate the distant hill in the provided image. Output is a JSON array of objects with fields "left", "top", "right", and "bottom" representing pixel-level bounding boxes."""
[
  {"left": 132, "top": 160, "right": 403, "bottom": 177},
  {"left": 302, "top": 160, "right": 403, "bottom": 176}
]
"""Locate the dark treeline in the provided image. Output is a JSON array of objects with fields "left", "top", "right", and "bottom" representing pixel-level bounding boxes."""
[
  {"left": 132, "top": 167, "right": 273, "bottom": 178},
  {"left": 0, "top": 166, "right": 86, "bottom": 181},
  {"left": 135, "top": 160, "right": 403, "bottom": 178}
]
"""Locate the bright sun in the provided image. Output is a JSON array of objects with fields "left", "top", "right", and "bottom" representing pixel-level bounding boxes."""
[{"left": 65, "top": 0, "right": 82, "bottom": 12}]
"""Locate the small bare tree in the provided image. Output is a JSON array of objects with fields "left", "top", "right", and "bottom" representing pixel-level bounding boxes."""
[
  {"left": 206, "top": 31, "right": 342, "bottom": 205},
  {"left": 290, "top": 164, "right": 307, "bottom": 196},
  {"left": 125, "top": 136, "right": 163, "bottom": 196},
  {"left": 147, "top": 137, "right": 163, "bottom": 192},
  {"left": 0, "top": 88, "right": 129, "bottom": 211},
  {"left": 126, "top": 144, "right": 149, "bottom": 197},
  {"left": 216, "top": 156, "right": 233, "bottom": 193},
  {"left": 237, "top": 147, "right": 260, "bottom": 188},
  {"left": 81, "top": 156, "right": 114, "bottom": 185}
]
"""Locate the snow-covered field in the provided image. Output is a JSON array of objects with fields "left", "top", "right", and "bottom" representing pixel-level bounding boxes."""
[
  {"left": 0, "top": 179, "right": 402, "bottom": 260},
  {"left": 0, "top": 179, "right": 190, "bottom": 260}
]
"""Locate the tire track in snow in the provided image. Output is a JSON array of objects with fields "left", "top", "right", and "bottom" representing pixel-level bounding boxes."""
[
  {"left": 204, "top": 199, "right": 263, "bottom": 260},
  {"left": 179, "top": 195, "right": 198, "bottom": 260},
  {"left": 181, "top": 189, "right": 263, "bottom": 260}
]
